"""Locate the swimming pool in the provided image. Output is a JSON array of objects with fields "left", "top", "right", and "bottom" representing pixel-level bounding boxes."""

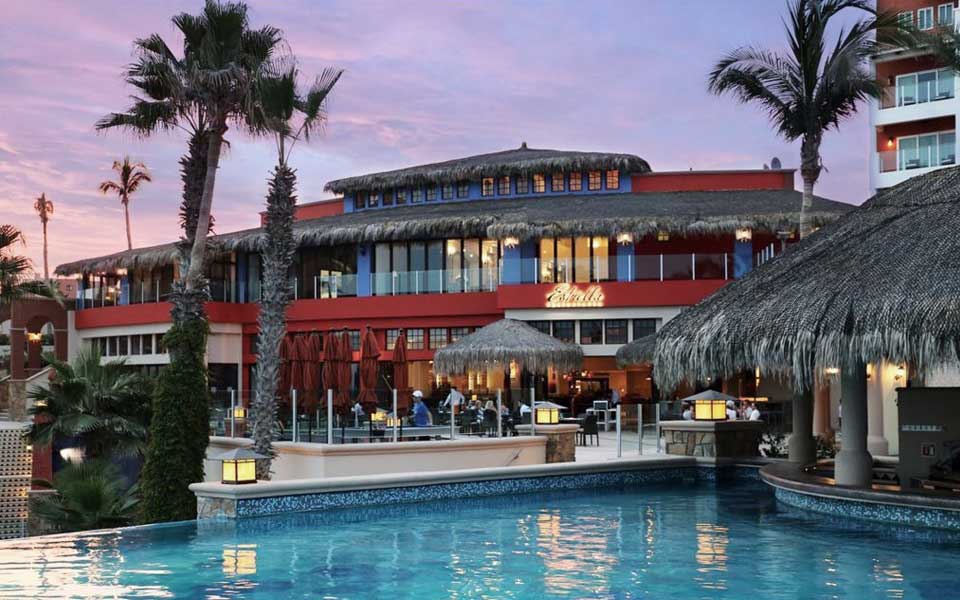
[{"left": 1, "top": 480, "right": 957, "bottom": 598}]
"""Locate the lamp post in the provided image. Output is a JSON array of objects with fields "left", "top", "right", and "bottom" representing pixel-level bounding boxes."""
[
  {"left": 694, "top": 398, "right": 727, "bottom": 421},
  {"left": 535, "top": 406, "right": 559, "bottom": 425}
]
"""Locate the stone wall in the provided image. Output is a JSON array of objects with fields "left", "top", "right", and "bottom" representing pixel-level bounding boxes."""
[{"left": 661, "top": 421, "right": 762, "bottom": 458}]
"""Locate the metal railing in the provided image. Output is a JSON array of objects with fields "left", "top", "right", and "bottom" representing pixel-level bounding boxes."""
[
  {"left": 878, "top": 148, "right": 957, "bottom": 173},
  {"left": 879, "top": 79, "right": 955, "bottom": 109}
]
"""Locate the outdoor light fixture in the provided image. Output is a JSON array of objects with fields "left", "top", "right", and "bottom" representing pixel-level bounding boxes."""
[
  {"left": 735, "top": 228, "right": 752, "bottom": 242},
  {"left": 503, "top": 236, "right": 520, "bottom": 249},
  {"left": 216, "top": 448, "right": 265, "bottom": 485},
  {"left": 26, "top": 332, "right": 42, "bottom": 343},
  {"left": 535, "top": 406, "right": 559, "bottom": 425},
  {"left": 694, "top": 399, "right": 727, "bottom": 421},
  {"left": 824, "top": 367, "right": 840, "bottom": 376},
  {"left": 616, "top": 232, "right": 634, "bottom": 245},
  {"left": 887, "top": 137, "right": 895, "bottom": 148},
  {"left": 895, "top": 364, "right": 906, "bottom": 382},
  {"left": 232, "top": 406, "right": 247, "bottom": 420},
  {"left": 115, "top": 268, "right": 128, "bottom": 276}
]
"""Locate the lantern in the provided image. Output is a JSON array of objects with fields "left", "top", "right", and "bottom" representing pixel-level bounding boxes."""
[
  {"left": 535, "top": 406, "right": 559, "bottom": 425},
  {"left": 216, "top": 448, "right": 266, "bottom": 485},
  {"left": 26, "top": 332, "right": 42, "bottom": 343},
  {"left": 232, "top": 406, "right": 247, "bottom": 420},
  {"left": 694, "top": 399, "right": 727, "bottom": 421}
]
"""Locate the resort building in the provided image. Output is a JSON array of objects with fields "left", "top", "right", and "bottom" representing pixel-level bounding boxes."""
[
  {"left": 53, "top": 144, "right": 850, "bottom": 420},
  {"left": 870, "top": 0, "right": 959, "bottom": 191}
]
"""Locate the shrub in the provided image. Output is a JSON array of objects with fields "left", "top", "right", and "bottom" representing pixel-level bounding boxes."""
[{"left": 31, "top": 460, "right": 138, "bottom": 533}]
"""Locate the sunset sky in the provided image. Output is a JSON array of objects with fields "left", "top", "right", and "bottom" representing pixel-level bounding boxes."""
[{"left": 0, "top": 1, "right": 871, "bottom": 274}]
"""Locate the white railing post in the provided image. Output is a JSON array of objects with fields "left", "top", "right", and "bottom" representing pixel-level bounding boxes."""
[
  {"left": 314, "top": 275, "right": 319, "bottom": 299},
  {"left": 616, "top": 403, "right": 622, "bottom": 458},
  {"left": 392, "top": 389, "right": 398, "bottom": 443},
  {"left": 497, "top": 389, "right": 503, "bottom": 438},
  {"left": 529, "top": 387, "right": 536, "bottom": 436},
  {"left": 639, "top": 403, "right": 644, "bottom": 455},
  {"left": 229, "top": 387, "right": 236, "bottom": 437},
  {"left": 327, "top": 388, "right": 334, "bottom": 444},
  {"left": 659, "top": 254, "right": 664, "bottom": 281},
  {"left": 691, "top": 253, "right": 697, "bottom": 281},
  {"left": 291, "top": 388, "right": 298, "bottom": 442},
  {"left": 724, "top": 253, "right": 729, "bottom": 280}
]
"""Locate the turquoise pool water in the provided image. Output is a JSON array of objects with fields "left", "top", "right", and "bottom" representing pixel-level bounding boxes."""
[{"left": 0, "top": 480, "right": 956, "bottom": 598}]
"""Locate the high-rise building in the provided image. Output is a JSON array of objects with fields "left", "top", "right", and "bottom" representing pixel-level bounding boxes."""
[{"left": 871, "top": 0, "right": 958, "bottom": 191}]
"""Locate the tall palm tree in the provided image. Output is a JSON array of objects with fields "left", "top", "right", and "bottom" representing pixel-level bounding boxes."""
[
  {"left": 98, "top": 157, "right": 152, "bottom": 250},
  {"left": 247, "top": 64, "right": 342, "bottom": 479},
  {"left": 708, "top": 0, "right": 910, "bottom": 238},
  {"left": 33, "top": 193, "right": 53, "bottom": 278},
  {"left": 0, "top": 224, "right": 56, "bottom": 303}
]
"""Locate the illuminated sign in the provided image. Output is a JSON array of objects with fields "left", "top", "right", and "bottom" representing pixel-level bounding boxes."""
[{"left": 544, "top": 284, "right": 605, "bottom": 308}]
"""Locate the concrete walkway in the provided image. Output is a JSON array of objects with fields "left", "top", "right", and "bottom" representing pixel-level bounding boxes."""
[{"left": 576, "top": 426, "right": 662, "bottom": 463}]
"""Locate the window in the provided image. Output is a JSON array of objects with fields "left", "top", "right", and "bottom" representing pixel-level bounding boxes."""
[
  {"left": 386, "top": 329, "right": 400, "bottom": 350},
  {"left": 442, "top": 183, "right": 454, "bottom": 200},
  {"left": 897, "top": 68, "right": 954, "bottom": 107},
  {"left": 569, "top": 172, "right": 582, "bottom": 192},
  {"left": 657, "top": 230, "right": 670, "bottom": 242},
  {"left": 412, "top": 188, "right": 424, "bottom": 203},
  {"left": 918, "top": 6, "right": 934, "bottom": 30},
  {"left": 118, "top": 335, "right": 129, "bottom": 356},
  {"left": 527, "top": 320, "right": 551, "bottom": 336},
  {"left": 383, "top": 190, "right": 395, "bottom": 206},
  {"left": 450, "top": 327, "right": 471, "bottom": 343},
  {"left": 533, "top": 174, "right": 546, "bottom": 193},
  {"left": 551, "top": 173, "right": 565, "bottom": 192},
  {"left": 355, "top": 192, "right": 367, "bottom": 210},
  {"left": 588, "top": 171, "right": 602, "bottom": 190},
  {"left": 396, "top": 189, "right": 408, "bottom": 205},
  {"left": 407, "top": 328, "right": 425, "bottom": 350},
  {"left": 940, "top": 3, "right": 954, "bottom": 26},
  {"left": 552, "top": 320, "right": 575, "bottom": 343},
  {"left": 429, "top": 328, "right": 449, "bottom": 349},
  {"left": 368, "top": 192, "right": 380, "bottom": 208},
  {"left": 142, "top": 334, "right": 154, "bottom": 354},
  {"left": 157, "top": 334, "right": 167, "bottom": 354},
  {"left": 482, "top": 177, "right": 495, "bottom": 197},
  {"left": 633, "top": 318, "right": 658, "bottom": 340},
  {"left": 349, "top": 330, "right": 361, "bottom": 351},
  {"left": 898, "top": 130, "right": 956, "bottom": 170},
  {"left": 426, "top": 185, "right": 437, "bottom": 202},
  {"left": 130, "top": 334, "right": 142, "bottom": 355},
  {"left": 498, "top": 176, "right": 511, "bottom": 195},
  {"left": 898, "top": 11, "right": 912, "bottom": 28},
  {"left": 605, "top": 319, "right": 628, "bottom": 345},
  {"left": 606, "top": 170, "right": 620, "bottom": 190},
  {"left": 457, "top": 181, "right": 470, "bottom": 198},
  {"left": 107, "top": 336, "right": 118, "bottom": 356},
  {"left": 515, "top": 176, "right": 529, "bottom": 194},
  {"left": 579, "top": 320, "right": 604, "bottom": 344}
]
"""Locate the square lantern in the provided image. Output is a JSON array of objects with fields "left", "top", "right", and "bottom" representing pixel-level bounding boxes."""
[
  {"left": 215, "top": 448, "right": 266, "bottom": 485},
  {"left": 535, "top": 406, "right": 559, "bottom": 425},
  {"left": 694, "top": 399, "right": 727, "bottom": 421},
  {"left": 232, "top": 406, "right": 247, "bottom": 420}
]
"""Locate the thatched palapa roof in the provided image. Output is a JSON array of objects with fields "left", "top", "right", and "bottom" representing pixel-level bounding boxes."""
[
  {"left": 324, "top": 144, "right": 652, "bottom": 194},
  {"left": 615, "top": 334, "right": 657, "bottom": 368},
  {"left": 56, "top": 188, "right": 850, "bottom": 275},
  {"left": 433, "top": 319, "right": 583, "bottom": 376},
  {"left": 654, "top": 166, "right": 960, "bottom": 392}
]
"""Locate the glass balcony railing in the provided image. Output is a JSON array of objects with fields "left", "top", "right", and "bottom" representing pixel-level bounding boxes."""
[
  {"left": 370, "top": 268, "right": 498, "bottom": 296},
  {"left": 878, "top": 146, "right": 957, "bottom": 173},
  {"left": 880, "top": 77, "right": 955, "bottom": 109},
  {"left": 293, "top": 273, "right": 359, "bottom": 300},
  {"left": 500, "top": 254, "right": 730, "bottom": 284}
]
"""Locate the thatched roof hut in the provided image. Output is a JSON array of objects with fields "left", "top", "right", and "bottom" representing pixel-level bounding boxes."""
[
  {"left": 56, "top": 187, "right": 849, "bottom": 275},
  {"left": 325, "top": 144, "right": 652, "bottom": 194},
  {"left": 653, "top": 166, "right": 960, "bottom": 392},
  {"left": 615, "top": 334, "right": 657, "bottom": 368},
  {"left": 433, "top": 318, "right": 583, "bottom": 376}
]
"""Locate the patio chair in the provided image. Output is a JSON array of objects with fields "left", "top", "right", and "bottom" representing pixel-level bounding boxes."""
[{"left": 578, "top": 414, "right": 599, "bottom": 447}]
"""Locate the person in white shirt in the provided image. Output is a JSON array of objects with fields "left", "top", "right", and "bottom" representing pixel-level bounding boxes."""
[
  {"left": 443, "top": 386, "right": 465, "bottom": 416},
  {"left": 681, "top": 402, "right": 693, "bottom": 421},
  {"left": 610, "top": 388, "right": 621, "bottom": 407},
  {"left": 747, "top": 402, "right": 761, "bottom": 421},
  {"left": 725, "top": 400, "right": 738, "bottom": 421}
]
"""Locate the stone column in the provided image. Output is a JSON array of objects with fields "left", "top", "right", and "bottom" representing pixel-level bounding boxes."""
[
  {"left": 813, "top": 380, "right": 833, "bottom": 439},
  {"left": 788, "top": 389, "right": 816, "bottom": 464},
  {"left": 866, "top": 363, "right": 889, "bottom": 456},
  {"left": 835, "top": 360, "right": 873, "bottom": 487}
]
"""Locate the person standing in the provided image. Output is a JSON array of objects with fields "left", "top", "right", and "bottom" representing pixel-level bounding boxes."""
[
  {"left": 443, "top": 385, "right": 465, "bottom": 418},
  {"left": 412, "top": 390, "right": 431, "bottom": 427}
]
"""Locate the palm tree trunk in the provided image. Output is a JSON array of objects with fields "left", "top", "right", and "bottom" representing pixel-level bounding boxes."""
[
  {"left": 42, "top": 221, "right": 49, "bottom": 279},
  {"left": 252, "top": 164, "right": 298, "bottom": 480},
  {"left": 185, "top": 124, "right": 224, "bottom": 292},
  {"left": 799, "top": 136, "right": 822, "bottom": 240},
  {"left": 123, "top": 198, "right": 133, "bottom": 251}
]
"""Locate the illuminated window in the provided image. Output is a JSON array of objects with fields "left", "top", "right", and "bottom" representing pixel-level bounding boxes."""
[
  {"left": 569, "top": 172, "right": 582, "bottom": 191},
  {"left": 457, "top": 181, "right": 470, "bottom": 198},
  {"left": 368, "top": 192, "right": 380, "bottom": 207},
  {"left": 606, "top": 170, "right": 620, "bottom": 190},
  {"left": 429, "top": 328, "right": 449, "bottom": 349},
  {"left": 426, "top": 185, "right": 437, "bottom": 202},
  {"left": 386, "top": 329, "right": 400, "bottom": 349},
  {"left": 407, "top": 328, "right": 425, "bottom": 350},
  {"left": 579, "top": 320, "right": 604, "bottom": 344},
  {"left": 551, "top": 173, "right": 565, "bottom": 192},
  {"left": 515, "top": 176, "right": 529, "bottom": 194},
  {"left": 482, "top": 177, "right": 495, "bottom": 197},
  {"left": 533, "top": 174, "right": 546, "bottom": 193},
  {"left": 382, "top": 190, "right": 395, "bottom": 206},
  {"left": 396, "top": 189, "right": 408, "bottom": 205},
  {"left": 450, "top": 327, "right": 471, "bottom": 343},
  {"left": 588, "top": 171, "right": 602, "bottom": 190},
  {"left": 657, "top": 230, "right": 670, "bottom": 242},
  {"left": 412, "top": 188, "right": 424, "bottom": 203},
  {"left": 442, "top": 183, "right": 454, "bottom": 199},
  {"left": 498, "top": 176, "right": 511, "bottom": 195},
  {"left": 355, "top": 192, "right": 367, "bottom": 209},
  {"left": 605, "top": 319, "right": 628, "bottom": 344}
]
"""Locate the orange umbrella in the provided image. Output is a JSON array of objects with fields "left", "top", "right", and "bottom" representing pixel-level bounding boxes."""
[
  {"left": 357, "top": 327, "right": 381, "bottom": 415},
  {"left": 393, "top": 330, "right": 411, "bottom": 416}
]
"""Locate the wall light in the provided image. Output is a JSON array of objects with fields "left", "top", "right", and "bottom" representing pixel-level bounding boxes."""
[
  {"left": 887, "top": 137, "right": 895, "bottom": 148},
  {"left": 656, "top": 231, "right": 670, "bottom": 242},
  {"left": 502, "top": 236, "right": 520, "bottom": 249},
  {"left": 735, "top": 228, "right": 752, "bottom": 242},
  {"left": 895, "top": 364, "right": 906, "bottom": 382},
  {"left": 26, "top": 332, "right": 42, "bottom": 343},
  {"left": 616, "top": 232, "right": 634, "bottom": 245},
  {"left": 823, "top": 367, "right": 840, "bottom": 376}
]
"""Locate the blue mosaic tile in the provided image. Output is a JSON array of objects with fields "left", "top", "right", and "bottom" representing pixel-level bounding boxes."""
[
  {"left": 236, "top": 467, "right": 693, "bottom": 518},
  {"left": 773, "top": 486, "right": 960, "bottom": 531}
]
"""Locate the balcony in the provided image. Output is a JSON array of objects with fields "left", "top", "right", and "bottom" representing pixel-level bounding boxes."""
[
  {"left": 371, "top": 268, "right": 498, "bottom": 296},
  {"left": 875, "top": 73, "right": 956, "bottom": 127}
]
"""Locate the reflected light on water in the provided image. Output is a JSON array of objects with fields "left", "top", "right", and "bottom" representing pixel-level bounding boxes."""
[
  {"left": 695, "top": 523, "right": 729, "bottom": 591},
  {"left": 222, "top": 544, "right": 257, "bottom": 576}
]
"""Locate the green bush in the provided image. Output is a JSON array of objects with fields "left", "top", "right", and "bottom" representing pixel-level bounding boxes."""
[
  {"left": 139, "top": 319, "right": 210, "bottom": 523},
  {"left": 31, "top": 460, "right": 138, "bottom": 533}
]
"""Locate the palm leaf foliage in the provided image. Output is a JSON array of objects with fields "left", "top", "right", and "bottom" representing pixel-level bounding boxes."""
[{"left": 31, "top": 460, "right": 139, "bottom": 533}]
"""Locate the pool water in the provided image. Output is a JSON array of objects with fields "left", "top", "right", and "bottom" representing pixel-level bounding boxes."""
[{"left": 1, "top": 480, "right": 957, "bottom": 599}]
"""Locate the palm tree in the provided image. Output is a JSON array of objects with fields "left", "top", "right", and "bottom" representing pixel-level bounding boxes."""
[
  {"left": 708, "top": 0, "right": 910, "bottom": 238},
  {"left": 33, "top": 193, "right": 53, "bottom": 278},
  {"left": 0, "top": 225, "right": 57, "bottom": 303},
  {"left": 31, "top": 460, "right": 139, "bottom": 533},
  {"left": 98, "top": 157, "right": 152, "bottom": 250},
  {"left": 247, "top": 64, "right": 342, "bottom": 479},
  {"left": 26, "top": 348, "right": 152, "bottom": 460}
]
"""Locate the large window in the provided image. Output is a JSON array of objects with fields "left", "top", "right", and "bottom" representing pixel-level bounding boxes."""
[
  {"left": 457, "top": 182, "right": 470, "bottom": 198},
  {"left": 588, "top": 171, "right": 602, "bottom": 191},
  {"left": 297, "top": 245, "right": 358, "bottom": 299},
  {"left": 552, "top": 320, "right": 575, "bottom": 343},
  {"left": 383, "top": 190, "right": 395, "bottom": 206},
  {"left": 355, "top": 192, "right": 367, "bottom": 209},
  {"left": 482, "top": 177, "right": 495, "bottom": 197},
  {"left": 412, "top": 188, "right": 424, "bottom": 203},
  {"left": 442, "top": 183, "right": 454, "bottom": 200},
  {"left": 633, "top": 319, "right": 658, "bottom": 340},
  {"left": 533, "top": 174, "right": 546, "bottom": 193},
  {"left": 527, "top": 321, "right": 551, "bottom": 335},
  {"left": 897, "top": 68, "right": 954, "bottom": 106},
  {"left": 551, "top": 173, "right": 565, "bottom": 192},
  {"left": 569, "top": 172, "right": 582, "bottom": 192},
  {"left": 498, "top": 176, "right": 511, "bottom": 195},
  {"left": 515, "top": 176, "right": 529, "bottom": 194},
  {"left": 368, "top": 192, "right": 380, "bottom": 207},
  {"left": 426, "top": 185, "right": 437, "bottom": 202},
  {"left": 579, "top": 320, "right": 604, "bottom": 345},
  {"left": 898, "top": 131, "right": 956, "bottom": 170},
  {"left": 606, "top": 170, "right": 620, "bottom": 190},
  {"left": 396, "top": 189, "right": 408, "bottom": 205},
  {"left": 918, "top": 6, "right": 934, "bottom": 30},
  {"left": 605, "top": 319, "right": 628, "bottom": 344},
  {"left": 429, "top": 328, "right": 449, "bottom": 349},
  {"left": 539, "top": 236, "right": 612, "bottom": 283},
  {"left": 463, "top": 238, "right": 481, "bottom": 292},
  {"left": 386, "top": 329, "right": 400, "bottom": 349},
  {"left": 940, "top": 3, "right": 954, "bottom": 26},
  {"left": 407, "top": 328, "right": 425, "bottom": 350},
  {"left": 450, "top": 327, "right": 471, "bottom": 343}
]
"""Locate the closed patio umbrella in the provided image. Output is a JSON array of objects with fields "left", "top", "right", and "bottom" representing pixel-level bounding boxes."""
[
  {"left": 322, "top": 330, "right": 339, "bottom": 405},
  {"left": 289, "top": 334, "right": 306, "bottom": 403},
  {"left": 358, "top": 327, "right": 381, "bottom": 438},
  {"left": 393, "top": 329, "right": 410, "bottom": 439},
  {"left": 279, "top": 334, "right": 295, "bottom": 400},
  {"left": 336, "top": 330, "right": 354, "bottom": 420},
  {"left": 302, "top": 331, "right": 322, "bottom": 411}
]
